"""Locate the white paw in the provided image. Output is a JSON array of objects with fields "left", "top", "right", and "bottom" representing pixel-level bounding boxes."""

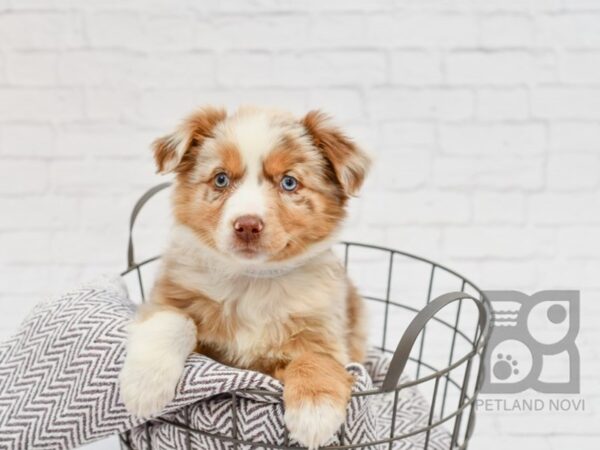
[
  {"left": 119, "top": 355, "right": 184, "bottom": 418},
  {"left": 119, "top": 309, "right": 197, "bottom": 418},
  {"left": 284, "top": 399, "right": 347, "bottom": 450}
]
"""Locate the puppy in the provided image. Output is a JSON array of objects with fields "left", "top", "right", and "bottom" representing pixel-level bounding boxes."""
[{"left": 120, "top": 106, "right": 370, "bottom": 449}]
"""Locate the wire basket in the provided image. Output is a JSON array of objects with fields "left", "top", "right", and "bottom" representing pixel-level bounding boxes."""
[{"left": 119, "top": 183, "right": 492, "bottom": 450}]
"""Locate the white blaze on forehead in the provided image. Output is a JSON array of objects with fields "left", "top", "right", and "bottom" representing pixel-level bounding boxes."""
[
  {"left": 216, "top": 112, "right": 285, "bottom": 249},
  {"left": 228, "top": 112, "right": 284, "bottom": 161},
  {"left": 228, "top": 113, "right": 282, "bottom": 216}
]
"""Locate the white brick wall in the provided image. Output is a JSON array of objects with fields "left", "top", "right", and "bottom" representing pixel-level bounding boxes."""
[{"left": 0, "top": 1, "right": 599, "bottom": 449}]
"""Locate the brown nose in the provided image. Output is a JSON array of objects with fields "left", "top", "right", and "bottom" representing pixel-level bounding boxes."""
[{"left": 233, "top": 215, "right": 264, "bottom": 242}]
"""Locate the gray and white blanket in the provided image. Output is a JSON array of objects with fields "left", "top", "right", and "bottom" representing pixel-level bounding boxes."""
[{"left": 0, "top": 277, "right": 450, "bottom": 450}]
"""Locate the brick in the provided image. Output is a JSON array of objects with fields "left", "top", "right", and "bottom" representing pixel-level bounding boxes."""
[
  {"left": 480, "top": 14, "right": 534, "bottom": 47},
  {"left": 0, "top": 124, "right": 56, "bottom": 157},
  {"left": 547, "top": 436, "right": 600, "bottom": 450},
  {"left": 367, "top": 13, "right": 478, "bottom": 48},
  {"left": 369, "top": 88, "right": 474, "bottom": 120},
  {"left": 0, "top": 53, "right": 5, "bottom": 83},
  {"left": 86, "top": 11, "right": 195, "bottom": 51},
  {"left": 363, "top": 191, "right": 470, "bottom": 225},
  {"left": 563, "top": 0, "right": 600, "bottom": 10},
  {"left": 439, "top": 123, "right": 546, "bottom": 155},
  {"left": 558, "top": 227, "right": 600, "bottom": 258},
  {"left": 219, "top": 51, "right": 387, "bottom": 87},
  {"left": 560, "top": 51, "right": 600, "bottom": 84},
  {"left": 6, "top": 52, "right": 58, "bottom": 86},
  {"left": 547, "top": 154, "right": 600, "bottom": 191},
  {"left": 217, "top": 52, "right": 274, "bottom": 87},
  {"left": 308, "top": 0, "right": 393, "bottom": 11},
  {"left": 445, "top": 51, "right": 556, "bottom": 85},
  {"left": 476, "top": 88, "right": 529, "bottom": 120},
  {"left": 473, "top": 193, "right": 526, "bottom": 225},
  {"left": 471, "top": 436, "right": 553, "bottom": 450},
  {"left": 84, "top": 88, "right": 139, "bottom": 121},
  {"left": 468, "top": 0, "right": 562, "bottom": 12},
  {"left": 374, "top": 151, "right": 430, "bottom": 190},
  {"left": 536, "top": 259, "right": 587, "bottom": 290},
  {"left": 143, "top": 13, "right": 197, "bottom": 51},
  {"left": 0, "top": 231, "right": 52, "bottom": 264},
  {"left": 38, "top": 266, "right": 82, "bottom": 298},
  {"left": 216, "top": 0, "right": 310, "bottom": 13},
  {"left": 380, "top": 122, "right": 436, "bottom": 149},
  {"left": 443, "top": 226, "right": 555, "bottom": 259},
  {"left": 51, "top": 230, "right": 123, "bottom": 264},
  {"left": 548, "top": 122, "right": 600, "bottom": 153},
  {"left": 390, "top": 51, "right": 442, "bottom": 85},
  {"left": 142, "top": 52, "right": 216, "bottom": 88},
  {"left": 0, "top": 266, "right": 51, "bottom": 295},
  {"left": 0, "top": 12, "right": 84, "bottom": 49},
  {"left": 196, "top": 15, "right": 309, "bottom": 50},
  {"left": 50, "top": 159, "right": 157, "bottom": 194},
  {"left": 298, "top": 51, "right": 387, "bottom": 85},
  {"left": 56, "top": 125, "right": 155, "bottom": 158},
  {"left": 535, "top": 87, "right": 600, "bottom": 119},
  {"left": 0, "top": 196, "right": 79, "bottom": 230},
  {"left": 582, "top": 263, "right": 600, "bottom": 289},
  {"left": 529, "top": 193, "right": 600, "bottom": 224},
  {"left": 432, "top": 156, "right": 544, "bottom": 190},
  {"left": 58, "top": 51, "right": 144, "bottom": 86},
  {"left": 310, "top": 14, "right": 367, "bottom": 48},
  {"left": 536, "top": 13, "right": 600, "bottom": 47},
  {"left": 478, "top": 260, "right": 539, "bottom": 290},
  {"left": 0, "top": 161, "right": 47, "bottom": 194},
  {"left": 496, "top": 404, "right": 599, "bottom": 435},
  {"left": 0, "top": 88, "right": 84, "bottom": 121},
  {"left": 78, "top": 194, "right": 144, "bottom": 230}
]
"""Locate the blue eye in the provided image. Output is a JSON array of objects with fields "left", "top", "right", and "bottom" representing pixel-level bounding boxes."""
[
  {"left": 281, "top": 175, "right": 298, "bottom": 192},
  {"left": 214, "top": 172, "right": 230, "bottom": 188}
]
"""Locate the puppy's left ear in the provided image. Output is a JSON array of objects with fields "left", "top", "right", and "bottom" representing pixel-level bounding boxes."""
[
  {"left": 302, "top": 110, "right": 371, "bottom": 196},
  {"left": 153, "top": 106, "right": 226, "bottom": 174}
]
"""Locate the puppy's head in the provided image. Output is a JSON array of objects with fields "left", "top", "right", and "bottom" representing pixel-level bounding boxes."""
[{"left": 153, "top": 106, "right": 370, "bottom": 265}]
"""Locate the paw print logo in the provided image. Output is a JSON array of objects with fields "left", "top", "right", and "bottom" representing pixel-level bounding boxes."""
[
  {"left": 493, "top": 354, "right": 519, "bottom": 380},
  {"left": 481, "top": 291, "right": 579, "bottom": 394}
]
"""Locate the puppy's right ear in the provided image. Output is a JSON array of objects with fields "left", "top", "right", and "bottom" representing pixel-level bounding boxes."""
[{"left": 153, "top": 106, "right": 226, "bottom": 174}]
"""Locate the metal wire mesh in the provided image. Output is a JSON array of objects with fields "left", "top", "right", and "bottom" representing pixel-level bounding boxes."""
[{"left": 118, "top": 185, "right": 492, "bottom": 450}]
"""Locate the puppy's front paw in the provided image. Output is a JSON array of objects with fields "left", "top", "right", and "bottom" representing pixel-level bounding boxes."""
[
  {"left": 284, "top": 398, "right": 347, "bottom": 450},
  {"left": 119, "top": 355, "right": 183, "bottom": 418}
]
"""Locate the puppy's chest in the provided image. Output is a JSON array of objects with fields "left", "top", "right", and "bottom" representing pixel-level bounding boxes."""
[
  {"left": 190, "top": 272, "right": 345, "bottom": 369},
  {"left": 203, "top": 314, "right": 284, "bottom": 364},
  {"left": 194, "top": 281, "right": 299, "bottom": 362}
]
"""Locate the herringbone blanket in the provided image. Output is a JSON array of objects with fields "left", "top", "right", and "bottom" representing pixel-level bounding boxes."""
[{"left": 0, "top": 277, "right": 450, "bottom": 450}]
